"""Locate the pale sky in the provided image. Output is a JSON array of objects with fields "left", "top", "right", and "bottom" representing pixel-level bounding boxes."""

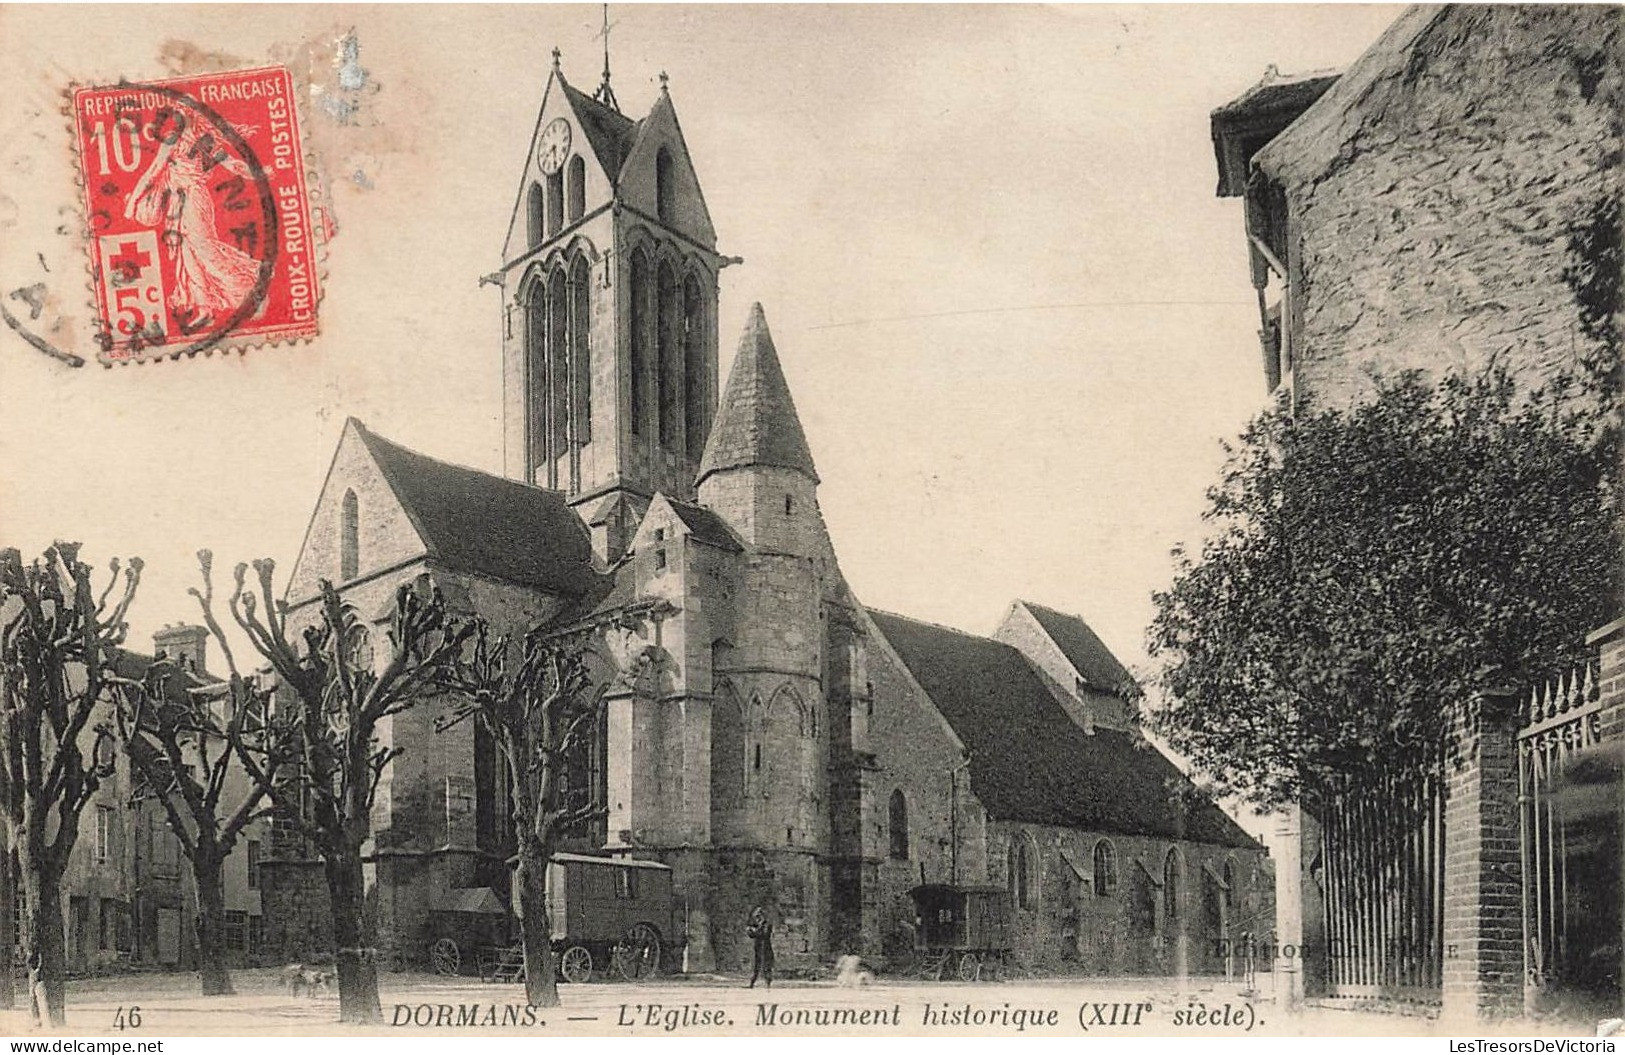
[{"left": 0, "top": 4, "right": 1404, "bottom": 680}]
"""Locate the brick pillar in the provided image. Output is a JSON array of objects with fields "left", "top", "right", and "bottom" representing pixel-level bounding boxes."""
[
  {"left": 1586, "top": 617, "right": 1625, "bottom": 741},
  {"left": 1441, "top": 687, "right": 1522, "bottom": 1022}
]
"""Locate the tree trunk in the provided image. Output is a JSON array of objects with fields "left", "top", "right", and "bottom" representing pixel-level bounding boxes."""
[
  {"left": 324, "top": 850, "right": 380, "bottom": 1024},
  {"left": 0, "top": 835, "right": 15, "bottom": 1011},
  {"left": 516, "top": 840, "right": 558, "bottom": 1008},
  {"left": 192, "top": 853, "right": 234, "bottom": 997},
  {"left": 22, "top": 863, "right": 67, "bottom": 1026}
]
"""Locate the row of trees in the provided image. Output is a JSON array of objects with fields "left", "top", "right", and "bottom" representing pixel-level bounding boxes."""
[{"left": 0, "top": 546, "right": 610, "bottom": 1024}]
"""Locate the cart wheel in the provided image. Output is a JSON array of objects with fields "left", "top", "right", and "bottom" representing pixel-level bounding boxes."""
[
  {"left": 431, "top": 938, "right": 461, "bottom": 976},
  {"left": 559, "top": 945, "right": 593, "bottom": 984},
  {"left": 615, "top": 923, "right": 661, "bottom": 981},
  {"left": 957, "top": 952, "right": 981, "bottom": 982}
]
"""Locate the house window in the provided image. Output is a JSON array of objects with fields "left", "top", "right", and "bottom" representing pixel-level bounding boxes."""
[
  {"left": 340, "top": 490, "right": 359, "bottom": 581},
  {"left": 246, "top": 840, "right": 260, "bottom": 890},
  {"left": 654, "top": 549, "right": 667, "bottom": 572},
  {"left": 151, "top": 815, "right": 179, "bottom": 878},
  {"left": 1009, "top": 835, "right": 1033, "bottom": 911},
  {"left": 888, "top": 789, "right": 908, "bottom": 860},
  {"left": 567, "top": 156, "right": 586, "bottom": 222},
  {"left": 1093, "top": 839, "right": 1118, "bottom": 896},
  {"left": 248, "top": 914, "right": 264, "bottom": 954},
  {"left": 655, "top": 147, "right": 675, "bottom": 223},
  {"left": 94, "top": 805, "right": 114, "bottom": 864},
  {"left": 1163, "top": 848, "right": 1183, "bottom": 921},
  {"left": 224, "top": 910, "right": 248, "bottom": 952}
]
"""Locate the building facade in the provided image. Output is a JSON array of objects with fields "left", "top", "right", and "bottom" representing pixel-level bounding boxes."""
[{"left": 258, "top": 52, "right": 1270, "bottom": 976}]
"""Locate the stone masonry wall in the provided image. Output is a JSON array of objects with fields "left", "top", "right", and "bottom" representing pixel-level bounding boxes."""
[{"left": 1281, "top": 6, "right": 1621, "bottom": 410}]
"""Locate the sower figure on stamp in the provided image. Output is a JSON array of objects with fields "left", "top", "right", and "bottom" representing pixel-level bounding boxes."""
[{"left": 747, "top": 905, "right": 774, "bottom": 988}]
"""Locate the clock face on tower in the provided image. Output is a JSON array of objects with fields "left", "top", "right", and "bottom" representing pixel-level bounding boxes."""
[{"left": 538, "top": 118, "right": 572, "bottom": 175}]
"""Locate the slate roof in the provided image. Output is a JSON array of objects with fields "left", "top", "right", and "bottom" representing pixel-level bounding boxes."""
[
  {"left": 697, "top": 303, "right": 820, "bottom": 486},
  {"left": 1020, "top": 601, "right": 1135, "bottom": 695},
  {"left": 1210, "top": 68, "right": 1341, "bottom": 197},
  {"left": 867, "top": 610, "right": 1256, "bottom": 848},
  {"left": 353, "top": 421, "right": 601, "bottom": 598},
  {"left": 667, "top": 498, "right": 744, "bottom": 551},
  {"left": 561, "top": 79, "right": 642, "bottom": 180}
]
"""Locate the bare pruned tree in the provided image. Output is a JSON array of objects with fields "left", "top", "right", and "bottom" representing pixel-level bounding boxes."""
[
  {"left": 0, "top": 544, "right": 138, "bottom": 1025},
  {"left": 108, "top": 597, "right": 277, "bottom": 996},
  {"left": 438, "top": 620, "right": 616, "bottom": 1008},
  {"left": 194, "top": 552, "right": 471, "bottom": 1024}
]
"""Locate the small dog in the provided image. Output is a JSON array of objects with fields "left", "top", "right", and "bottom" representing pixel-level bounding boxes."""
[
  {"left": 280, "top": 964, "right": 334, "bottom": 998},
  {"left": 833, "top": 954, "right": 872, "bottom": 987}
]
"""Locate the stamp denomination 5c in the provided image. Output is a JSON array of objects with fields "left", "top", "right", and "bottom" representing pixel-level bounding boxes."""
[{"left": 72, "top": 66, "right": 319, "bottom": 363}]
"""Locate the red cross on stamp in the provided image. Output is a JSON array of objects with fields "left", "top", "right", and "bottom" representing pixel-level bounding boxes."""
[{"left": 72, "top": 67, "right": 321, "bottom": 363}]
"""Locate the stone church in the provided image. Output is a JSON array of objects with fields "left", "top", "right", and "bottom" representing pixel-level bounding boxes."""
[{"left": 263, "top": 53, "right": 1269, "bottom": 975}]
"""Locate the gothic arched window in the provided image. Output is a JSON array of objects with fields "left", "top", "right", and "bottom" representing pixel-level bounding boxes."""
[
  {"left": 548, "top": 269, "right": 569, "bottom": 470},
  {"left": 546, "top": 167, "right": 564, "bottom": 238},
  {"left": 656, "top": 261, "right": 680, "bottom": 449},
  {"left": 525, "top": 280, "right": 548, "bottom": 479},
  {"left": 570, "top": 256, "right": 591, "bottom": 445},
  {"left": 655, "top": 148, "right": 675, "bottom": 224},
  {"left": 1093, "top": 839, "right": 1118, "bottom": 896},
  {"left": 888, "top": 789, "right": 908, "bottom": 860},
  {"left": 527, "top": 183, "right": 544, "bottom": 250},
  {"left": 1009, "top": 834, "right": 1034, "bottom": 910},
  {"left": 339, "top": 489, "right": 359, "bottom": 581},
  {"left": 567, "top": 156, "right": 586, "bottom": 223},
  {"left": 628, "top": 250, "right": 651, "bottom": 437},
  {"left": 682, "top": 273, "right": 706, "bottom": 461},
  {"left": 1163, "top": 847, "right": 1184, "bottom": 921}
]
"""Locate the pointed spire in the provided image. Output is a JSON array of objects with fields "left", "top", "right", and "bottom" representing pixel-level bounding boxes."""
[
  {"left": 593, "top": 2, "right": 621, "bottom": 112},
  {"left": 697, "top": 304, "right": 820, "bottom": 486}
]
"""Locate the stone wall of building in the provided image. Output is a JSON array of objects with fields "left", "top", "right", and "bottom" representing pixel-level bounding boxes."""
[{"left": 1271, "top": 5, "right": 1621, "bottom": 410}]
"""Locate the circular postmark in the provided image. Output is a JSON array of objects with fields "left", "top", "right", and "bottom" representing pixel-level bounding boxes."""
[{"left": 82, "top": 78, "right": 281, "bottom": 360}]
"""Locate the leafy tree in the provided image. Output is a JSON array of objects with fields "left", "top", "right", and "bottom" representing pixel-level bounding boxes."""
[
  {"left": 108, "top": 596, "right": 277, "bottom": 997},
  {"left": 438, "top": 620, "right": 619, "bottom": 1008},
  {"left": 1148, "top": 371, "right": 1620, "bottom": 810},
  {"left": 0, "top": 544, "right": 139, "bottom": 1025},
  {"left": 195, "top": 554, "right": 471, "bottom": 1024}
]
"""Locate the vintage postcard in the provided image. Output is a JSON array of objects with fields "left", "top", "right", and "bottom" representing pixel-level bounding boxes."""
[{"left": 0, "top": 3, "right": 1619, "bottom": 1044}]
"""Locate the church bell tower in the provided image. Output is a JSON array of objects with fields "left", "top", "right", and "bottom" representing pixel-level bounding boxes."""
[{"left": 499, "top": 47, "right": 724, "bottom": 560}]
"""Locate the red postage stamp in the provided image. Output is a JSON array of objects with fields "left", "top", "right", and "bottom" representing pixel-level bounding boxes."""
[{"left": 72, "top": 66, "right": 320, "bottom": 363}]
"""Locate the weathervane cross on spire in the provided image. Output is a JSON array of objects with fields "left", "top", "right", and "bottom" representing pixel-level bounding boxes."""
[{"left": 593, "top": 3, "right": 621, "bottom": 112}]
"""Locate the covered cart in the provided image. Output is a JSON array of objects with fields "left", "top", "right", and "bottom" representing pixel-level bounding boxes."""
[
  {"left": 909, "top": 883, "right": 1012, "bottom": 981},
  {"left": 425, "top": 886, "right": 514, "bottom": 977},
  {"left": 544, "top": 853, "right": 682, "bottom": 983}
]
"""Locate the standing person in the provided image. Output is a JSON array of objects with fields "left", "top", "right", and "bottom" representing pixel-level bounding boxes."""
[
  {"left": 747, "top": 905, "right": 774, "bottom": 988},
  {"left": 27, "top": 951, "right": 46, "bottom": 1028}
]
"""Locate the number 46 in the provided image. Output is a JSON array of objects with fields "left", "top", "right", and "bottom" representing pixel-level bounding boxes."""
[{"left": 113, "top": 1005, "right": 142, "bottom": 1029}]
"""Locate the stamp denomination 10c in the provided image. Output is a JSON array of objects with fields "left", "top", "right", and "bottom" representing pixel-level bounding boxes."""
[{"left": 73, "top": 66, "right": 320, "bottom": 363}]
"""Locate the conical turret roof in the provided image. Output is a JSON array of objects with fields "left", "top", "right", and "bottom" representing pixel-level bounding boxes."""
[{"left": 697, "top": 304, "right": 819, "bottom": 486}]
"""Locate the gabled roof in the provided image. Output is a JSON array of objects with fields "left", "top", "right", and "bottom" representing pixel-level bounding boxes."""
[
  {"left": 352, "top": 421, "right": 600, "bottom": 598},
  {"left": 561, "top": 79, "right": 642, "bottom": 181},
  {"left": 666, "top": 498, "right": 744, "bottom": 552},
  {"left": 697, "top": 303, "right": 819, "bottom": 486},
  {"left": 1018, "top": 600, "right": 1135, "bottom": 695},
  {"left": 1210, "top": 67, "right": 1341, "bottom": 197},
  {"left": 867, "top": 610, "right": 1256, "bottom": 849}
]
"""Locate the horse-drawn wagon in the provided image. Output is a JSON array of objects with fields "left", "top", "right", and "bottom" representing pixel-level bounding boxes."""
[{"left": 909, "top": 883, "right": 1012, "bottom": 981}]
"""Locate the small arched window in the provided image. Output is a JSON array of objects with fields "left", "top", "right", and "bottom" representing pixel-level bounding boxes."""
[
  {"left": 527, "top": 183, "right": 545, "bottom": 250},
  {"left": 339, "top": 490, "right": 359, "bottom": 581},
  {"left": 1093, "top": 839, "right": 1118, "bottom": 896},
  {"left": 655, "top": 147, "right": 675, "bottom": 224},
  {"left": 1009, "top": 835, "right": 1033, "bottom": 910},
  {"left": 1163, "top": 847, "right": 1183, "bottom": 920},
  {"left": 567, "top": 156, "right": 586, "bottom": 223},
  {"left": 546, "top": 166, "right": 565, "bottom": 238},
  {"left": 888, "top": 790, "right": 908, "bottom": 860}
]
